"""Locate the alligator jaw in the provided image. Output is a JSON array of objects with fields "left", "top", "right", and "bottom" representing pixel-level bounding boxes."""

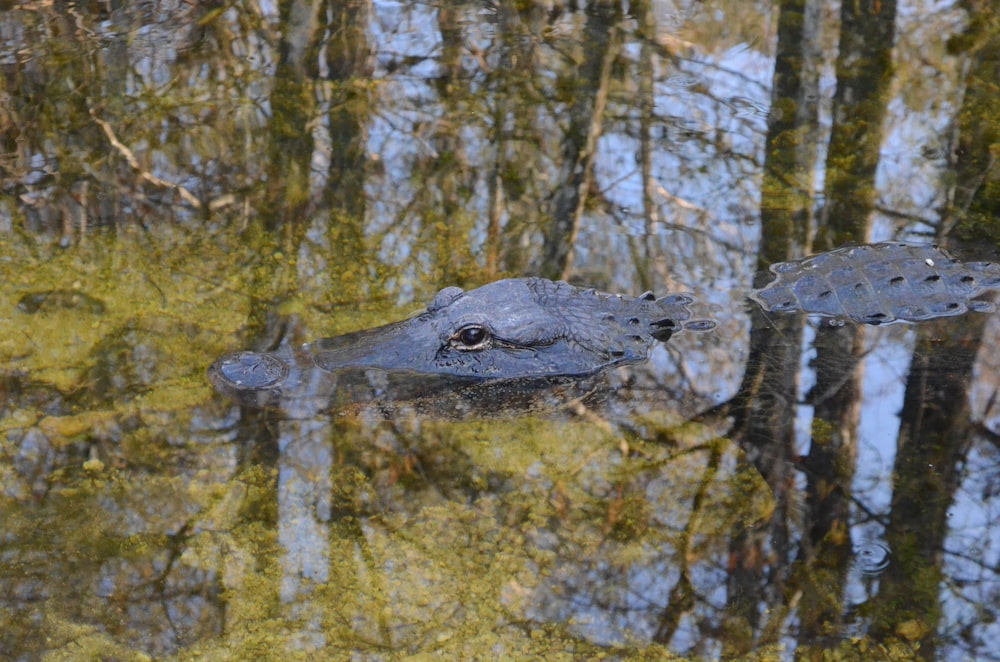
[{"left": 207, "top": 277, "right": 713, "bottom": 409}]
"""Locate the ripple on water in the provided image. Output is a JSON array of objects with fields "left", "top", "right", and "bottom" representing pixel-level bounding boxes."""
[{"left": 854, "top": 540, "right": 892, "bottom": 576}]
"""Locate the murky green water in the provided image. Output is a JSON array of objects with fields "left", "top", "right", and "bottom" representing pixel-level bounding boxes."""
[{"left": 2, "top": 1, "right": 999, "bottom": 659}]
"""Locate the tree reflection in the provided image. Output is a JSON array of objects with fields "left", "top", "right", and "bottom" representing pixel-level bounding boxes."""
[{"left": 1, "top": 0, "right": 999, "bottom": 659}]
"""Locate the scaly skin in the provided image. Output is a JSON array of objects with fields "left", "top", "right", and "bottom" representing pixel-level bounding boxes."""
[
  {"left": 208, "top": 277, "right": 713, "bottom": 406},
  {"left": 209, "top": 243, "right": 1000, "bottom": 409}
]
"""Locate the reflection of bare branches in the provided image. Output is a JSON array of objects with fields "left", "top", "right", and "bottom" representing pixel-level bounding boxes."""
[
  {"left": 604, "top": 203, "right": 749, "bottom": 260},
  {"left": 974, "top": 423, "right": 1000, "bottom": 449},
  {"left": 806, "top": 329, "right": 878, "bottom": 407},
  {"left": 541, "top": 6, "right": 621, "bottom": 280},
  {"left": 653, "top": 440, "right": 722, "bottom": 644},
  {"left": 89, "top": 109, "right": 202, "bottom": 209}
]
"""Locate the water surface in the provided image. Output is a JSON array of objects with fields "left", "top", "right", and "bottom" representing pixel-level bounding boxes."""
[{"left": 2, "top": 0, "right": 999, "bottom": 659}]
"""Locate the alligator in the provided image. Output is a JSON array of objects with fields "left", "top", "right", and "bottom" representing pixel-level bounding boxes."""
[
  {"left": 209, "top": 242, "right": 1000, "bottom": 411},
  {"left": 209, "top": 277, "right": 716, "bottom": 411},
  {"left": 749, "top": 242, "right": 1000, "bottom": 324}
]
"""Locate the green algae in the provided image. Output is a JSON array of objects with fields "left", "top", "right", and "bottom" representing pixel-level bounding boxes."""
[{"left": 8, "top": 228, "right": 755, "bottom": 658}]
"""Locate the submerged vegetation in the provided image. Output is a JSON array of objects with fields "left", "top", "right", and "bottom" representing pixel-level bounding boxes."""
[{"left": 1, "top": 0, "right": 999, "bottom": 659}]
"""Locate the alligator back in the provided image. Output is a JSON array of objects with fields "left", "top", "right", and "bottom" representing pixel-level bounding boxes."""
[
  {"left": 750, "top": 242, "right": 1000, "bottom": 324},
  {"left": 518, "top": 278, "right": 716, "bottom": 363}
]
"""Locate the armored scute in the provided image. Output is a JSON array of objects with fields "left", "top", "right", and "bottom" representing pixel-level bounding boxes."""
[
  {"left": 208, "top": 277, "right": 714, "bottom": 408},
  {"left": 750, "top": 243, "right": 1000, "bottom": 324},
  {"left": 210, "top": 243, "right": 1000, "bottom": 410}
]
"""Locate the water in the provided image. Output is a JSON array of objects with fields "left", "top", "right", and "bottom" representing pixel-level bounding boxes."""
[{"left": 1, "top": 0, "right": 998, "bottom": 659}]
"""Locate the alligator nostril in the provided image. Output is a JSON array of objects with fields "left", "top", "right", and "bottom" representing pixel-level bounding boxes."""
[
  {"left": 215, "top": 352, "right": 288, "bottom": 389},
  {"left": 684, "top": 319, "right": 717, "bottom": 331}
]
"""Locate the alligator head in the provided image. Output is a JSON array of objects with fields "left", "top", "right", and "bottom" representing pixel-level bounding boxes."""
[
  {"left": 209, "top": 243, "right": 1000, "bottom": 412},
  {"left": 208, "top": 277, "right": 714, "bottom": 408}
]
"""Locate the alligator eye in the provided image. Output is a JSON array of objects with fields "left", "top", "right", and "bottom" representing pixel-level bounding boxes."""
[{"left": 453, "top": 324, "right": 491, "bottom": 350}]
